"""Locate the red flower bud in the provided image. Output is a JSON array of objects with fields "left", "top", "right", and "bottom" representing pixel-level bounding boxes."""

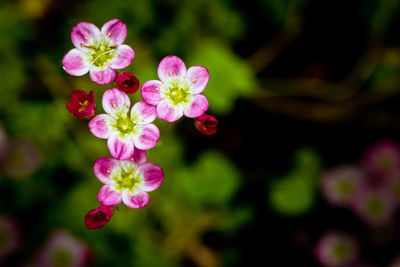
[
  {"left": 66, "top": 90, "right": 96, "bottom": 119},
  {"left": 84, "top": 205, "right": 114, "bottom": 230},
  {"left": 194, "top": 114, "right": 219, "bottom": 136},
  {"left": 116, "top": 72, "right": 140, "bottom": 94}
]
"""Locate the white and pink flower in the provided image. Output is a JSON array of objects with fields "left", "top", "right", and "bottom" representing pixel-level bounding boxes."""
[
  {"left": 89, "top": 88, "right": 160, "bottom": 160},
  {"left": 93, "top": 149, "right": 164, "bottom": 209},
  {"left": 141, "top": 55, "right": 210, "bottom": 122},
  {"left": 62, "top": 19, "right": 134, "bottom": 84}
]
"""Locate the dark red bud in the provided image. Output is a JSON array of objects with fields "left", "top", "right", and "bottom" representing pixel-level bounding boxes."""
[
  {"left": 66, "top": 90, "right": 96, "bottom": 119},
  {"left": 194, "top": 114, "right": 218, "bottom": 136},
  {"left": 116, "top": 72, "right": 140, "bottom": 94},
  {"left": 84, "top": 205, "right": 114, "bottom": 230}
]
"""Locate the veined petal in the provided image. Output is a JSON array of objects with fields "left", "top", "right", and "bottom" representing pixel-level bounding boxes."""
[
  {"left": 89, "top": 68, "right": 116, "bottom": 85},
  {"left": 186, "top": 66, "right": 210, "bottom": 94},
  {"left": 156, "top": 100, "right": 183, "bottom": 122},
  {"left": 122, "top": 191, "right": 149, "bottom": 209},
  {"left": 89, "top": 114, "right": 111, "bottom": 139},
  {"left": 184, "top": 94, "right": 209, "bottom": 118},
  {"left": 109, "top": 45, "right": 135, "bottom": 69},
  {"left": 98, "top": 185, "right": 122, "bottom": 206},
  {"left": 130, "top": 101, "right": 157, "bottom": 124},
  {"left": 107, "top": 135, "right": 135, "bottom": 160},
  {"left": 93, "top": 157, "right": 119, "bottom": 184},
  {"left": 129, "top": 149, "right": 147, "bottom": 165},
  {"left": 71, "top": 22, "right": 101, "bottom": 50},
  {"left": 133, "top": 124, "right": 160, "bottom": 150},
  {"left": 62, "top": 49, "right": 90, "bottom": 76},
  {"left": 101, "top": 19, "right": 127, "bottom": 46},
  {"left": 141, "top": 80, "right": 163, "bottom": 106},
  {"left": 102, "top": 88, "right": 130, "bottom": 114},
  {"left": 157, "top": 55, "right": 186, "bottom": 82},
  {"left": 139, "top": 163, "right": 164, "bottom": 192}
]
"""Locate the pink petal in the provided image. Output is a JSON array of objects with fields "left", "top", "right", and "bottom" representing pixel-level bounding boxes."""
[
  {"left": 88, "top": 114, "right": 111, "bottom": 139},
  {"left": 93, "top": 157, "right": 119, "bottom": 184},
  {"left": 186, "top": 66, "right": 210, "bottom": 94},
  {"left": 133, "top": 124, "right": 160, "bottom": 150},
  {"left": 89, "top": 68, "right": 116, "bottom": 85},
  {"left": 71, "top": 22, "right": 101, "bottom": 50},
  {"left": 109, "top": 45, "right": 135, "bottom": 69},
  {"left": 101, "top": 19, "right": 127, "bottom": 46},
  {"left": 102, "top": 88, "right": 130, "bottom": 114},
  {"left": 184, "top": 94, "right": 209, "bottom": 118},
  {"left": 141, "top": 80, "right": 163, "bottom": 106},
  {"left": 130, "top": 101, "right": 157, "bottom": 124},
  {"left": 107, "top": 135, "right": 135, "bottom": 160},
  {"left": 139, "top": 163, "right": 164, "bottom": 192},
  {"left": 157, "top": 55, "right": 186, "bottom": 81},
  {"left": 98, "top": 185, "right": 122, "bottom": 206},
  {"left": 129, "top": 149, "right": 147, "bottom": 165},
  {"left": 62, "top": 49, "right": 90, "bottom": 76},
  {"left": 122, "top": 191, "right": 149, "bottom": 209},
  {"left": 156, "top": 100, "right": 183, "bottom": 122}
]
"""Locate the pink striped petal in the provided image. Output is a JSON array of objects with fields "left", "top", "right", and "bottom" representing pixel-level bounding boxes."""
[
  {"left": 139, "top": 163, "right": 164, "bottom": 192},
  {"left": 101, "top": 19, "right": 127, "bottom": 46},
  {"left": 130, "top": 101, "right": 157, "bottom": 124},
  {"left": 71, "top": 22, "right": 101, "bottom": 50},
  {"left": 102, "top": 88, "right": 130, "bottom": 114},
  {"left": 122, "top": 191, "right": 149, "bottom": 209},
  {"left": 109, "top": 45, "right": 135, "bottom": 69},
  {"left": 89, "top": 114, "right": 111, "bottom": 139},
  {"left": 141, "top": 80, "right": 163, "bottom": 106},
  {"left": 156, "top": 100, "right": 183, "bottom": 122},
  {"left": 157, "top": 55, "right": 186, "bottom": 81},
  {"left": 62, "top": 49, "right": 90, "bottom": 76},
  {"left": 93, "top": 157, "right": 119, "bottom": 184},
  {"left": 133, "top": 124, "right": 160, "bottom": 150},
  {"left": 90, "top": 68, "right": 116, "bottom": 85},
  {"left": 186, "top": 66, "right": 210, "bottom": 94},
  {"left": 107, "top": 135, "right": 135, "bottom": 160},
  {"left": 98, "top": 185, "right": 122, "bottom": 206},
  {"left": 184, "top": 94, "right": 209, "bottom": 118},
  {"left": 129, "top": 149, "right": 147, "bottom": 165}
]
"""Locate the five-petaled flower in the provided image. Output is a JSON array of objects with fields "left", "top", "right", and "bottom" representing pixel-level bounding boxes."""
[
  {"left": 89, "top": 88, "right": 160, "bottom": 160},
  {"left": 85, "top": 205, "right": 114, "bottom": 230},
  {"left": 94, "top": 149, "right": 164, "bottom": 209},
  {"left": 141, "top": 55, "right": 210, "bottom": 122},
  {"left": 66, "top": 90, "right": 97, "bottom": 119},
  {"left": 62, "top": 19, "right": 135, "bottom": 84},
  {"left": 194, "top": 114, "right": 218, "bottom": 136},
  {"left": 116, "top": 71, "right": 140, "bottom": 94}
]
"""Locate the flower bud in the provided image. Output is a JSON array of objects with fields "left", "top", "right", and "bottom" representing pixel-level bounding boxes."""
[
  {"left": 66, "top": 90, "right": 96, "bottom": 119},
  {"left": 84, "top": 205, "right": 114, "bottom": 230},
  {"left": 116, "top": 71, "right": 140, "bottom": 94},
  {"left": 194, "top": 114, "right": 218, "bottom": 136}
]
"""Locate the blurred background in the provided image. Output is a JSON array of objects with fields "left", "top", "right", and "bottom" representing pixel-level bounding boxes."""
[{"left": 2, "top": 0, "right": 400, "bottom": 266}]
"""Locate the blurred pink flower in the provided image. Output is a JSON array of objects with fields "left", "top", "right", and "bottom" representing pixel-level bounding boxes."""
[
  {"left": 0, "top": 215, "right": 20, "bottom": 261},
  {"left": 363, "top": 139, "right": 400, "bottom": 177}
]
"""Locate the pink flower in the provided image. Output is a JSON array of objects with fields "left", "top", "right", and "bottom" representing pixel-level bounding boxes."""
[
  {"left": 93, "top": 149, "right": 164, "bottom": 209},
  {"left": 62, "top": 19, "right": 135, "bottom": 85},
  {"left": 314, "top": 231, "right": 358, "bottom": 267},
  {"left": 141, "top": 55, "right": 210, "bottom": 122},
  {"left": 194, "top": 113, "right": 218, "bottom": 136},
  {"left": 66, "top": 90, "right": 96, "bottom": 119},
  {"left": 89, "top": 88, "right": 160, "bottom": 160},
  {"left": 0, "top": 215, "right": 20, "bottom": 261},
  {"left": 84, "top": 205, "right": 114, "bottom": 230},
  {"left": 321, "top": 165, "right": 364, "bottom": 206},
  {"left": 116, "top": 71, "right": 140, "bottom": 94},
  {"left": 363, "top": 139, "right": 400, "bottom": 177}
]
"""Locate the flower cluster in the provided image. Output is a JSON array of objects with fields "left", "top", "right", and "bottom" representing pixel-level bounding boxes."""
[{"left": 62, "top": 19, "right": 218, "bottom": 229}]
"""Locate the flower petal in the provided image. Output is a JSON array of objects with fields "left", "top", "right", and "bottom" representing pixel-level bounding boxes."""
[
  {"left": 98, "top": 185, "right": 122, "bottom": 206},
  {"left": 71, "top": 22, "right": 101, "bottom": 50},
  {"left": 101, "top": 19, "right": 127, "bottom": 46},
  {"left": 90, "top": 68, "right": 116, "bottom": 85},
  {"left": 131, "top": 101, "right": 157, "bottom": 124},
  {"left": 157, "top": 55, "right": 186, "bottom": 81},
  {"left": 102, "top": 88, "right": 130, "bottom": 114},
  {"left": 184, "top": 94, "right": 209, "bottom": 118},
  {"left": 129, "top": 149, "right": 147, "bottom": 165},
  {"left": 122, "top": 191, "right": 149, "bottom": 209},
  {"left": 133, "top": 124, "right": 160, "bottom": 150},
  {"left": 107, "top": 135, "right": 135, "bottom": 160},
  {"left": 109, "top": 45, "right": 135, "bottom": 69},
  {"left": 186, "top": 66, "right": 210, "bottom": 94},
  {"left": 89, "top": 114, "right": 111, "bottom": 139},
  {"left": 93, "top": 157, "right": 119, "bottom": 184},
  {"left": 141, "top": 80, "right": 163, "bottom": 106},
  {"left": 139, "top": 163, "right": 164, "bottom": 192},
  {"left": 62, "top": 49, "right": 90, "bottom": 76},
  {"left": 156, "top": 100, "right": 183, "bottom": 122}
]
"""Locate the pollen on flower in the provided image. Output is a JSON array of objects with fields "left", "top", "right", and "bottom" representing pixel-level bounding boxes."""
[{"left": 110, "top": 163, "right": 143, "bottom": 195}]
